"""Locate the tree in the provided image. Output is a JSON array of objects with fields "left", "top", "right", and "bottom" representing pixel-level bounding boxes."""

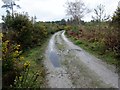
[
  {"left": 65, "top": 0, "right": 89, "bottom": 25},
  {"left": 1, "top": 0, "right": 20, "bottom": 17},
  {"left": 60, "top": 19, "right": 66, "bottom": 25},
  {"left": 111, "top": 7, "right": 120, "bottom": 76},
  {"left": 31, "top": 16, "right": 37, "bottom": 24},
  {"left": 92, "top": 4, "right": 110, "bottom": 30},
  {"left": 112, "top": 7, "right": 120, "bottom": 57},
  {"left": 2, "top": 13, "right": 34, "bottom": 49},
  {"left": 112, "top": 7, "right": 120, "bottom": 29},
  {"left": 92, "top": 4, "right": 110, "bottom": 22}
]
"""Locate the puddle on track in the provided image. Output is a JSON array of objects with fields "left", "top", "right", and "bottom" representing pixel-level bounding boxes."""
[{"left": 49, "top": 51, "right": 60, "bottom": 67}]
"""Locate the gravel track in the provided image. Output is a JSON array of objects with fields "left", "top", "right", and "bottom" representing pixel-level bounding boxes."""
[{"left": 44, "top": 31, "right": 118, "bottom": 88}]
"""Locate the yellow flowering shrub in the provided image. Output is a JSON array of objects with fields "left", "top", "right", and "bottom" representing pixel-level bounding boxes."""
[
  {"left": 0, "top": 33, "right": 3, "bottom": 40},
  {"left": 2, "top": 40, "right": 30, "bottom": 73},
  {"left": 2, "top": 40, "right": 32, "bottom": 87},
  {"left": 24, "top": 61, "right": 30, "bottom": 68}
]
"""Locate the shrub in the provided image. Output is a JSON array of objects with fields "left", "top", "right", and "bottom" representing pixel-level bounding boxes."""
[
  {"left": 14, "top": 67, "right": 39, "bottom": 88},
  {"left": 75, "top": 40, "right": 82, "bottom": 45},
  {"left": 32, "top": 23, "right": 48, "bottom": 46},
  {"left": 2, "top": 40, "right": 25, "bottom": 87},
  {"left": 112, "top": 7, "right": 120, "bottom": 57},
  {"left": 2, "top": 39, "right": 39, "bottom": 88},
  {"left": 2, "top": 13, "right": 33, "bottom": 50}
]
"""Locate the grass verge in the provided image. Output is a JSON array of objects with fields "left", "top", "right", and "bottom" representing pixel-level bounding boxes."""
[
  {"left": 66, "top": 34, "right": 118, "bottom": 66},
  {"left": 21, "top": 36, "right": 51, "bottom": 88}
]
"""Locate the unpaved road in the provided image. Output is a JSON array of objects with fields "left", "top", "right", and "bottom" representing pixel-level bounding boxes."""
[{"left": 44, "top": 30, "right": 118, "bottom": 88}]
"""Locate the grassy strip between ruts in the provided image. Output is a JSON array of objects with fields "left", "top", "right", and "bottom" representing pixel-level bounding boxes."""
[
  {"left": 66, "top": 33, "right": 118, "bottom": 66},
  {"left": 21, "top": 36, "right": 51, "bottom": 88}
]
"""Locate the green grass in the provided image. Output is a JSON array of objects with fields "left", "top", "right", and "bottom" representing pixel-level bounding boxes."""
[
  {"left": 21, "top": 37, "right": 51, "bottom": 88},
  {"left": 67, "top": 35, "right": 118, "bottom": 66}
]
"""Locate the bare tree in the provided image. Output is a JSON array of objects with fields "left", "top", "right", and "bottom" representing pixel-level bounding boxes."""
[
  {"left": 92, "top": 4, "right": 110, "bottom": 22},
  {"left": 1, "top": 0, "right": 21, "bottom": 17},
  {"left": 65, "top": 0, "right": 90, "bottom": 25}
]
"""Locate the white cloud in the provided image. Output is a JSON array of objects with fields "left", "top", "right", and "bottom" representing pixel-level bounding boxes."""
[
  {"left": 16, "top": 0, "right": 67, "bottom": 21},
  {"left": 2, "top": 0, "right": 12, "bottom": 4},
  {"left": 0, "top": 0, "right": 119, "bottom": 22},
  {"left": 118, "top": 1, "right": 120, "bottom": 7},
  {"left": 83, "top": 0, "right": 120, "bottom": 21}
]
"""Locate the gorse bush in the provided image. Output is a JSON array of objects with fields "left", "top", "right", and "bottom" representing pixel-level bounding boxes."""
[
  {"left": 2, "top": 39, "right": 40, "bottom": 88},
  {"left": 14, "top": 67, "right": 39, "bottom": 88},
  {"left": 2, "top": 13, "right": 61, "bottom": 50},
  {"left": 32, "top": 23, "right": 48, "bottom": 46},
  {"left": 2, "top": 40, "right": 25, "bottom": 87},
  {"left": 2, "top": 40, "right": 21, "bottom": 72},
  {"left": 3, "top": 13, "right": 33, "bottom": 50},
  {"left": 2, "top": 12, "right": 63, "bottom": 88}
]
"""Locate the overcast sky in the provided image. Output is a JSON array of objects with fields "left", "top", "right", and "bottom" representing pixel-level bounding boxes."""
[{"left": 0, "top": 0, "right": 120, "bottom": 22}]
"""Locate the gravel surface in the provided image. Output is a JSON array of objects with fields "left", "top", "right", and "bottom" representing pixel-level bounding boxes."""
[{"left": 44, "top": 31, "right": 118, "bottom": 88}]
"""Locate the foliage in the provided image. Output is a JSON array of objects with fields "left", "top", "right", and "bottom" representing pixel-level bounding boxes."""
[
  {"left": 66, "top": 20, "right": 119, "bottom": 66},
  {"left": 2, "top": 13, "right": 33, "bottom": 50},
  {"left": 64, "top": 25, "right": 72, "bottom": 31},
  {"left": 2, "top": 13, "right": 55, "bottom": 50},
  {"left": 60, "top": 19, "right": 66, "bottom": 25},
  {"left": 2, "top": 39, "right": 42, "bottom": 88},
  {"left": 14, "top": 67, "right": 39, "bottom": 88},
  {"left": 112, "top": 7, "right": 120, "bottom": 57},
  {"left": 2, "top": 12, "right": 63, "bottom": 88},
  {"left": 112, "top": 7, "right": 120, "bottom": 29},
  {"left": 2, "top": 39, "right": 26, "bottom": 87},
  {"left": 41, "top": 22, "right": 62, "bottom": 34},
  {"left": 2, "top": 40, "right": 21, "bottom": 72},
  {"left": 32, "top": 22, "right": 48, "bottom": 46},
  {"left": 75, "top": 40, "right": 82, "bottom": 45},
  {"left": 112, "top": 7, "right": 120, "bottom": 72}
]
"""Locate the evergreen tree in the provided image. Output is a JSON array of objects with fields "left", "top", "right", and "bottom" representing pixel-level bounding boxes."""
[
  {"left": 112, "top": 7, "right": 120, "bottom": 74},
  {"left": 112, "top": 7, "right": 120, "bottom": 29}
]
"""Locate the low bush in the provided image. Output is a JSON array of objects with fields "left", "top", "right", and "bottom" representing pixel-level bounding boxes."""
[
  {"left": 2, "top": 40, "right": 25, "bottom": 87},
  {"left": 14, "top": 67, "right": 39, "bottom": 88},
  {"left": 75, "top": 40, "right": 82, "bottom": 45}
]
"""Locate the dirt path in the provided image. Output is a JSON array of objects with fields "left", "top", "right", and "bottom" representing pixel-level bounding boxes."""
[{"left": 44, "top": 30, "right": 118, "bottom": 88}]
